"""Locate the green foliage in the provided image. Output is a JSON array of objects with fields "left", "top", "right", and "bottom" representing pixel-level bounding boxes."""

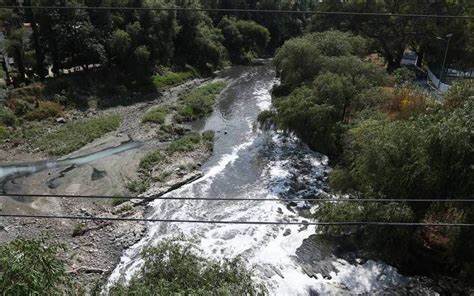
[
  {"left": 33, "top": 115, "right": 121, "bottom": 156},
  {"left": 219, "top": 16, "right": 270, "bottom": 64},
  {"left": 142, "top": 106, "right": 169, "bottom": 124},
  {"left": 153, "top": 71, "right": 196, "bottom": 89},
  {"left": 0, "top": 239, "right": 71, "bottom": 295},
  {"left": 126, "top": 179, "right": 150, "bottom": 194},
  {"left": 72, "top": 223, "right": 87, "bottom": 237},
  {"left": 314, "top": 202, "right": 417, "bottom": 264},
  {"left": 173, "top": 1, "right": 227, "bottom": 74},
  {"left": 309, "top": 1, "right": 473, "bottom": 71},
  {"left": 444, "top": 79, "right": 474, "bottom": 108},
  {"left": 273, "top": 86, "right": 342, "bottom": 157},
  {"left": 271, "top": 31, "right": 387, "bottom": 157},
  {"left": 139, "top": 150, "right": 165, "bottom": 171},
  {"left": 0, "top": 106, "right": 17, "bottom": 126},
  {"left": 256, "top": 110, "right": 276, "bottom": 128},
  {"left": 109, "top": 239, "right": 265, "bottom": 296},
  {"left": 111, "top": 198, "right": 129, "bottom": 206},
  {"left": 0, "top": 125, "right": 10, "bottom": 141},
  {"left": 344, "top": 102, "right": 473, "bottom": 199},
  {"left": 202, "top": 130, "right": 215, "bottom": 142},
  {"left": 317, "top": 99, "right": 473, "bottom": 276},
  {"left": 24, "top": 101, "right": 63, "bottom": 121},
  {"left": 274, "top": 31, "right": 367, "bottom": 88},
  {"left": 393, "top": 67, "right": 416, "bottom": 85},
  {"left": 176, "top": 81, "right": 226, "bottom": 122},
  {"left": 167, "top": 132, "right": 203, "bottom": 154}
]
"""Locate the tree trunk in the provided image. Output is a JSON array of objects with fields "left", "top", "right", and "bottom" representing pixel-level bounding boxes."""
[
  {"left": 387, "top": 60, "right": 400, "bottom": 72},
  {"left": 13, "top": 47, "right": 25, "bottom": 83},
  {"left": 416, "top": 51, "right": 423, "bottom": 68},
  {"left": 31, "top": 19, "right": 47, "bottom": 79}
]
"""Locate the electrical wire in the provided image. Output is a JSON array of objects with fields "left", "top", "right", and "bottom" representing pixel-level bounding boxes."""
[
  {"left": 0, "top": 213, "right": 472, "bottom": 227},
  {"left": 1, "top": 193, "right": 473, "bottom": 203},
  {"left": 0, "top": 6, "right": 472, "bottom": 19}
]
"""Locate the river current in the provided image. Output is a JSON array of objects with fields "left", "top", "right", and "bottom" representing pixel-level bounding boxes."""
[{"left": 106, "top": 65, "right": 413, "bottom": 295}]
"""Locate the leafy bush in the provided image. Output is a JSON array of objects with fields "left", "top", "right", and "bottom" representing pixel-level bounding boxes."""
[
  {"left": 139, "top": 150, "right": 165, "bottom": 171},
  {"left": 274, "top": 31, "right": 367, "bottom": 88},
  {"left": 72, "top": 223, "right": 87, "bottom": 237},
  {"left": 109, "top": 239, "right": 265, "bottom": 296},
  {"left": 24, "top": 101, "right": 63, "bottom": 121},
  {"left": 444, "top": 79, "right": 474, "bottom": 109},
  {"left": 384, "top": 86, "right": 432, "bottom": 119},
  {"left": 256, "top": 110, "right": 276, "bottom": 128},
  {"left": 0, "top": 106, "right": 17, "bottom": 126},
  {"left": 7, "top": 83, "right": 44, "bottom": 101},
  {"left": 202, "top": 130, "right": 215, "bottom": 142},
  {"left": 393, "top": 67, "right": 416, "bottom": 85},
  {"left": 167, "top": 132, "right": 202, "bottom": 154},
  {"left": 142, "top": 106, "right": 168, "bottom": 124},
  {"left": 126, "top": 179, "right": 150, "bottom": 193},
  {"left": 0, "top": 239, "right": 72, "bottom": 295},
  {"left": 153, "top": 71, "right": 195, "bottom": 89},
  {"left": 34, "top": 115, "right": 121, "bottom": 156},
  {"left": 111, "top": 197, "right": 129, "bottom": 206},
  {"left": 219, "top": 16, "right": 270, "bottom": 64},
  {"left": 0, "top": 125, "right": 9, "bottom": 141},
  {"left": 273, "top": 86, "right": 342, "bottom": 157},
  {"left": 314, "top": 202, "right": 417, "bottom": 265},
  {"left": 176, "top": 82, "right": 226, "bottom": 122}
]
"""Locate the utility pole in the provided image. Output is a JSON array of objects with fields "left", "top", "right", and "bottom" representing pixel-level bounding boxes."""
[{"left": 436, "top": 33, "right": 453, "bottom": 89}]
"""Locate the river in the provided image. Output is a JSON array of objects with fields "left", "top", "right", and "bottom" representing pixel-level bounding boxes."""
[{"left": 106, "top": 64, "right": 420, "bottom": 295}]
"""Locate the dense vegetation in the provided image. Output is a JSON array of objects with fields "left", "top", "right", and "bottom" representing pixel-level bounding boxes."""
[
  {"left": 109, "top": 239, "right": 265, "bottom": 295},
  {"left": 176, "top": 81, "right": 226, "bottom": 121},
  {"left": 0, "top": 0, "right": 272, "bottom": 89},
  {"left": 129, "top": 131, "right": 214, "bottom": 193},
  {"left": 34, "top": 114, "right": 122, "bottom": 155},
  {"left": 0, "top": 239, "right": 74, "bottom": 295},
  {"left": 1, "top": 0, "right": 473, "bottom": 292},
  {"left": 310, "top": 0, "right": 474, "bottom": 72},
  {"left": 267, "top": 30, "right": 474, "bottom": 282},
  {"left": 0, "top": 238, "right": 262, "bottom": 295}
]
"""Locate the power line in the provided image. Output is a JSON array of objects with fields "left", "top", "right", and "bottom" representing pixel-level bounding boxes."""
[
  {"left": 0, "top": 6, "right": 473, "bottom": 19},
  {"left": 1, "top": 193, "right": 473, "bottom": 203},
  {"left": 0, "top": 213, "right": 472, "bottom": 227}
]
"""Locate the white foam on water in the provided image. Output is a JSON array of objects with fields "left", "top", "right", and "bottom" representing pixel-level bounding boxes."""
[{"left": 106, "top": 69, "right": 409, "bottom": 295}]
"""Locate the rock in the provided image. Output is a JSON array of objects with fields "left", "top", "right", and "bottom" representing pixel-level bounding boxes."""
[
  {"left": 56, "top": 117, "right": 67, "bottom": 123},
  {"left": 283, "top": 229, "right": 291, "bottom": 236}
]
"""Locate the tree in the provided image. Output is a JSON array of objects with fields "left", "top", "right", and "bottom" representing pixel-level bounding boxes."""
[
  {"left": 218, "top": 16, "right": 270, "bottom": 64},
  {"left": 174, "top": 0, "right": 226, "bottom": 74},
  {"left": 271, "top": 31, "right": 386, "bottom": 157},
  {"left": 109, "top": 239, "right": 265, "bottom": 295},
  {"left": 273, "top": 86, "right": 342, "bottom": 157},
  {"left": 0, "top": 239, "right": 73, "bottom": 295},
  {"left": 314, "top": 80, "right": 474, "bottom": 278},
  {"left": 309, "top": 0, "right": 473, "bottom": 71},
  {"left": 274, "top": 31, "right": 367, "bottom": 89},
  {"left": 0, "top": 3, "right": 28, "bottom": 84}
]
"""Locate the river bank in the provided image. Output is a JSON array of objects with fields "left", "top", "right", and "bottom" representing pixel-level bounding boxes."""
[{"left": 0, "top": 77, "right": 219, "bottom": 293}]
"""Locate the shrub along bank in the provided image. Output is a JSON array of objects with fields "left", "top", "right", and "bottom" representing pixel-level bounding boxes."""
[{"left": 264, "top": 30, "right": 474, "bottom": 283}]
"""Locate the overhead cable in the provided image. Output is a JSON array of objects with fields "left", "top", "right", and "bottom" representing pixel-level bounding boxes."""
[{"left": 0, "top": 213, "right": 472, "bottom": 227}]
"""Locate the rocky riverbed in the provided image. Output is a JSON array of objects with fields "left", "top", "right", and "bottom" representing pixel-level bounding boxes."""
[{"left": 0, "top": 78, "right": 217, "bottom": 293}]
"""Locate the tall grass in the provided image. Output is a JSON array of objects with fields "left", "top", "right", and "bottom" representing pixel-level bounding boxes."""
[
  {"left": 34, "top": 114, "right": 122, "bottom": 156},
  {"left": 176, "top": 81, "right": 226, "bottom": 122},
  {"left": 153, "top": 71, "right": 196, "bottom": 89}
]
